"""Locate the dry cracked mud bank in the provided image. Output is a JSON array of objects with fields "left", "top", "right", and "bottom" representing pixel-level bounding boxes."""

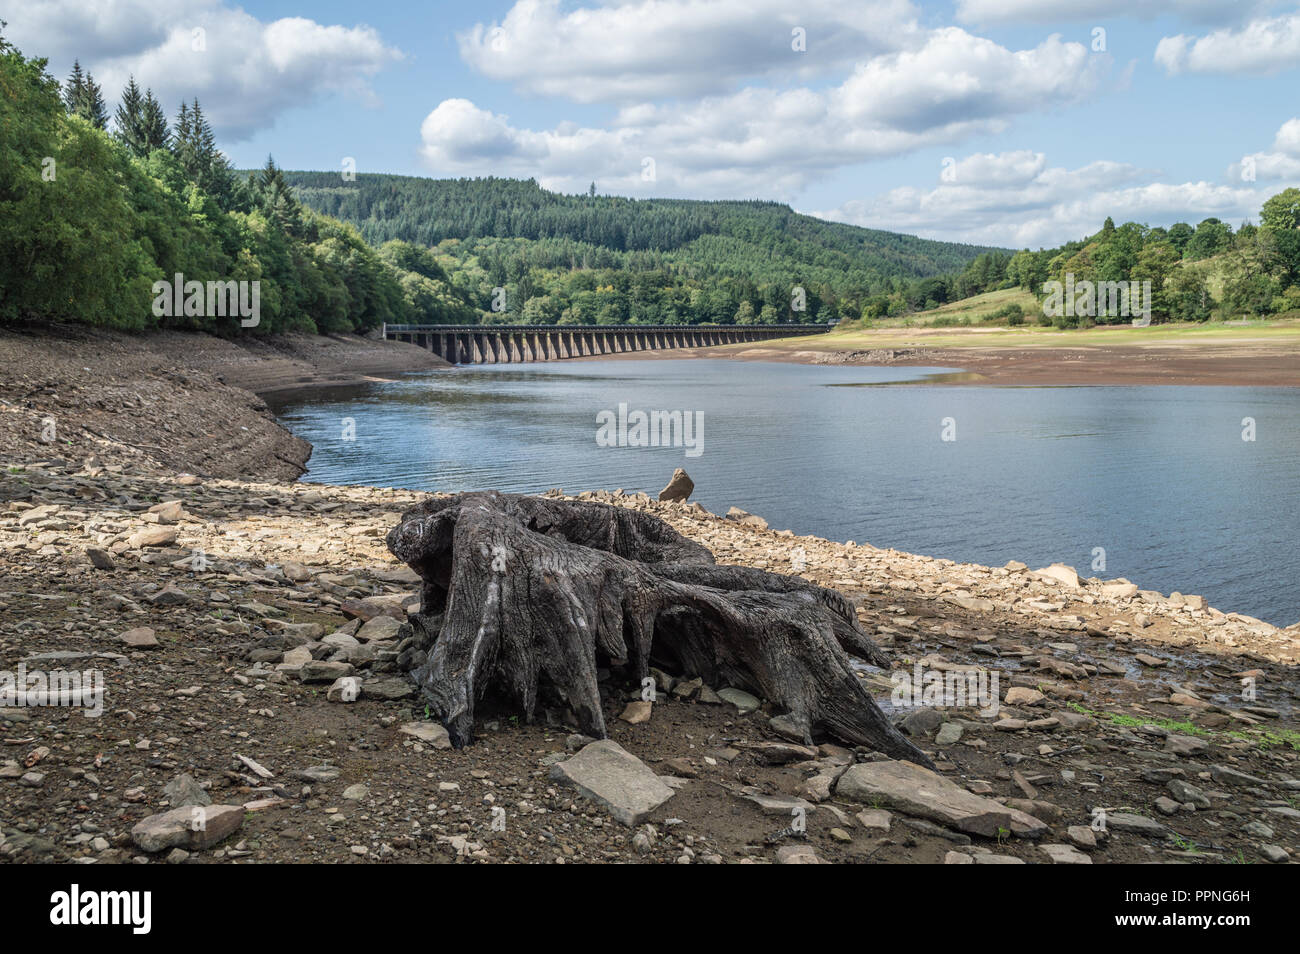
[{"left": 0, "top": 456, "right": 1297, "bottom": 865}]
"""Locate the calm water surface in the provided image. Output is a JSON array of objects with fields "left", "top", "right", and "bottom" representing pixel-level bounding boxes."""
[{"left": 267, "top": 359, "right": 1300, "bottom": 626}]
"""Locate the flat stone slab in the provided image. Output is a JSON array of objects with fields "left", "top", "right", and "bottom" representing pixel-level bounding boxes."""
[
  {"left": 119, "top": 627, "right": 159, "bottom": 649},
  {"left": 1041, "top": 843, "right": 1092, "bottom": 864},
  {"left": 399, "top": 721, "right": 451, "bottom": 748},
  {"left": 836, "top": 759, "right": 1047, "bottom": 838},
  {"left": 549, "top": 739, "right": 675, "bottom": 826},
  {"left": 744, "top": 793, "right": 817, "bottom": 817},
  {"left": 1104, "top": 812, "right": 1170, "bottom": 838},
  {"left": 717, "top": 688, "right": 760, "bottom": 713},
  {"left": 131, "top": 804, "right": 244, "bottom": 852}
]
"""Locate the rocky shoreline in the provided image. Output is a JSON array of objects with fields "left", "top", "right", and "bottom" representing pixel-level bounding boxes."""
[
  {"left": 0, "top": 453, "right": 1296, "bottom": 864},
  {"left": 0, "top": 330, "right": 1297, "bottom": 864}
]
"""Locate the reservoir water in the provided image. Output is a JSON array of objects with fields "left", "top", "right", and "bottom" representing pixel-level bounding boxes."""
[{"left": 267, "top": 358, "right": 1300, "bottom": 627}]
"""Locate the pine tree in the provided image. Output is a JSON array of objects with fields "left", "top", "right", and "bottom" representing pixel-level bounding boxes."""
[
  {"left": 81, "top": 69, "right": 108, "bottom": 128},
  {"left": 62, "top": 62, "right": 109, "bottom": 128},
  {"left": 113, "top": 76, "right": 148, "bottom": 157},
  {"left": 140, "top": 88, "right": 168, "bottom": 154},
  {"left": 172, "top": 100, "right": 195, "bottom": 174},
  {"left": 188, "top": 100, "right": 233, "bottom": 205},
  {"left": 259, "top": 155, "right": 302, "bottom": 234},
  {"left": 63, "top": 61, "right": 85, "bottom": 113}
]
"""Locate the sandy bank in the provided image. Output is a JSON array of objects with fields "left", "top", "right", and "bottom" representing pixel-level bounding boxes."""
[{"left": 581, "top": 335, "right": 1300, "bottom": 387}]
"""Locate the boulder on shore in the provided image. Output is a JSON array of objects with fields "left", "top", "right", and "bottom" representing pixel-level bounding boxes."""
[
  {"left": 658, "top": 468, "right": 694, "bottom": 502},
  {"left": 836, "top": 759, "right": 1047, "bottom": 838},
  {"left": 549, "top": 740, "right": 675, "bottom": 826}
]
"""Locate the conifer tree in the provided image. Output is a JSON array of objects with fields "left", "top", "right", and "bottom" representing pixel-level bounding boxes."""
[
  {"left": 113, "top": 76, "right": 148, "bottom": 156},
  {"left": 64, "top": 61, "right": 108, "bottom": 128},
  {"left": 63, "top": 60, "right": 85, "bottom": 113},
  {"left": 140, "top": 88, "right": 168, "bottom": 154}
]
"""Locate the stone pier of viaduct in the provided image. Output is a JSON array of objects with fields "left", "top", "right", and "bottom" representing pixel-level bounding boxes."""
[{"left": 381, "top": 323, "right": 831, "bottom": 364}]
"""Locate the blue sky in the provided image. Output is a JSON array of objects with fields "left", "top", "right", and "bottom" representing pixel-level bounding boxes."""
[{"left": 9, "top": 0, "right": 1300, "bottom": 247}]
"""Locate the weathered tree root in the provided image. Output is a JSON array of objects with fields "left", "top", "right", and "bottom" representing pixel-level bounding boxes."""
[{"left": 387, "top": 491, "right": 932, "bottom": 766}]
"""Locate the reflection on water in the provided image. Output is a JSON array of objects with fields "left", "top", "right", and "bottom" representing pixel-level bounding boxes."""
[{"left": 268, "top": 359, "right": 1300, "bottom": 626}]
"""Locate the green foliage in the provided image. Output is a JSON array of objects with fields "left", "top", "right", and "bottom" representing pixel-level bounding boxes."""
[
  {"left": 1004, "top": 194, "right": 1300, "bottom": 324},
  {"left": 989, "top": 303, "right": 1024, "bottom": 325},
  {"left": 1261, "top": 188, "right": 1300, "bottom": 231},
  {"left": 1184, "top": 218, "right": 1233, "bottom": 260},
  {"left": 62, "top": 60, "right": 107, "bottom": 129},
  {"left": 281, "top": 171, "right": 1002, "bottom": 327},
  {"left": 0, "top": 28, "right": 426, "bottom": 336}
]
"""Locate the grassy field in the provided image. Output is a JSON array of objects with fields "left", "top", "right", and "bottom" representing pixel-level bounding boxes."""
[
  {"left": 871, "top": 287, "right": 1040, "bottom": 328},
  {"left": 766, "top": 314, "right": 1300, "bottom": 352},
  {"left": 755, "top": 284, "right": 1300, "bottom": 351}
]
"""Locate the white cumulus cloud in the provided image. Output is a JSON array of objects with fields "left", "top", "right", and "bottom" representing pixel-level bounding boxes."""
[
  {"left": 457, "top": 0, "right": 924, "bottom": 103},
  {"left": 1228, "top": 117, "right": 1300, "bottom": 182},
  {"left": 957, "top": 0, "right": 1274, "bottom": 25},
  {"left": 811, "top": 149, "right": 1275, "bottom": 248},
  {"left": 3, "top": 0, "right": 403, "bottom": 141},
  {"left": 422, "top": 30, "right": 1108, "bottom": 197},
  {"left": 1156, "top": 12, "right": 1300, "bottom": 74}
]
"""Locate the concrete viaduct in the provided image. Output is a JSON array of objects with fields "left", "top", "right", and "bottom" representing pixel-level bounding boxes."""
[{"left": 381, "top": 323, "right": 831, "bottom": 365}]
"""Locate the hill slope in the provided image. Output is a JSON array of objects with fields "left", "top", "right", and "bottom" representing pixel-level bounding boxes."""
[{"left": 281, "top": 173, "right": 1004, "bottom": 325}]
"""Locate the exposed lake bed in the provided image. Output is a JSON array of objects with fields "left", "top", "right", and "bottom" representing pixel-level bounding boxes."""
[{"left": 2, "top": 331, "right": 1298, "bottom": 866}]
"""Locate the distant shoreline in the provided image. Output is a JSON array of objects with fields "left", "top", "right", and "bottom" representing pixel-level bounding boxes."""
[
  {"left": 5, "top": 322, "right": 1298, "bottom": 490},
  {"left": 572, "top": 327, "right": 1300, "bottom": 387}
]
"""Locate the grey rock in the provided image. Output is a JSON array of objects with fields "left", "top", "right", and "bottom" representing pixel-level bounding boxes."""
[
  {"left": 363, "top": 677, "right": 414, "bottom": 700},
  {"left": 1104, "top": 812, "right": 1170, "bottom": 838},
  {"left": 399, "top": 722, "right": 451, "bottom": 748},
  {"left": 935, "top": 722, "right": 964, "bottom": 746},
  {"left": 162, "top": 773, "right": 210, "bottom": 808},
  {"left": 899, "top": 707, "right": 945, "bottom": 737},
  {"left": 298, "top": 660, "right": 354, "bottom": 683},
  {"left": 717, "top": 688, "right": 760, "bottom": 713},
  {"left": 356, "top": 616, "right": 402, "bottom": 642},
  {"left": 131, "top": 805, "right": 243, "bottom": 853},
  {"left": 775, "top": 844, "right": 825, "bottom": 864},
  {"left": 119, "top": 627, "right": 159, "bottom": 649},
  {"left": 1167, "top": 779, "right": 1210, "bottom": 808},
  {"left": 1210, "top": 764, "right": 1263, "bottom": 787},
  {"left": 658, "top": 468, "right": 694, "bottom": 502},
  {"left": 836, "top": 759, "right": 1047, "bottom": 838},
  {"left": 1260, "top": 845, "right": 1289, "bottom": 864},
  {"left": 1041, "top": 843, "right": 1092, "bottom": 864},
  {"left": 294, "top": 765, "right": 340, "bottom": 783},
  {"left": 549, "top": 740, "right": 675, "bottom": 826},
  {"left": 1165, "top": 734, "right": 1209, "bottom": 756}
]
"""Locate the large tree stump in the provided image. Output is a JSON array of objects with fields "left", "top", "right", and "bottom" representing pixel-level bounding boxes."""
[{"left": 386, "top": 492, "right": 931, "bottom": 766}]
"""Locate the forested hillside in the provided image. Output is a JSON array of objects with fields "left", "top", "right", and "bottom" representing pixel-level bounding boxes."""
[
  {"left": 283, "top": 172, "right": 1003, "bottom": 325},
  {"left": 855, "top": 203, "right": 1300, "bottom": 327},
  {"left": 0, "top": 30, "right": 473, "bottom": 334}
]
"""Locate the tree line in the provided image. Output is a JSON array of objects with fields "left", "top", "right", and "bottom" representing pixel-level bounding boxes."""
[{"left": 862, "top": 203, "right": 1300, "bottom": 325}]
